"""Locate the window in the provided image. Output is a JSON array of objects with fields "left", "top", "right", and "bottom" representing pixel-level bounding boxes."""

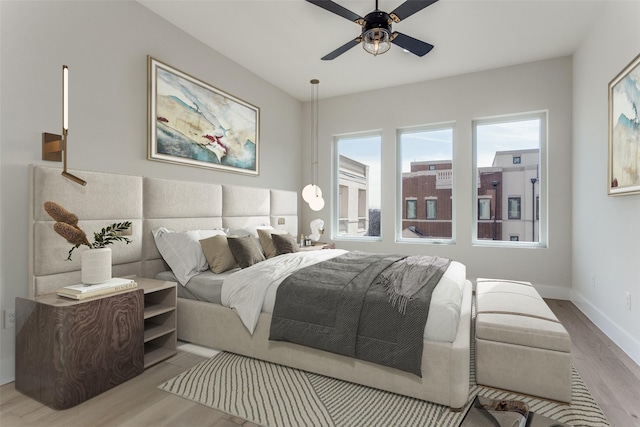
[
  {"left": 478, "top": 198, "right": 491, "bottom": 220},
  {"left": 508, "top": 197, "right": 521, "bottom": 219},
  {"left": 335, "top": 134, "right": 381, "bottom": 238},
  {"left": 426, "top": 199, "right": 437, "bottom": 220},
  {"left": 398, "top": 125, "right": 454, "bottom": 241},
  {"left": 473, "top": 112, "right": 546, "bottom": 245},
  {"left": 406, "top": 199, "right": 417, "bottom": 219}
]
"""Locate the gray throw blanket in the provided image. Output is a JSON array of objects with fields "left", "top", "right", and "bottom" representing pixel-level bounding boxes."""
[
  {"left": 382, "top": 255, "right": 452, "bottom": 314},
  {"left": 269, "top": 251, "right": 451, "bottom": 376}
]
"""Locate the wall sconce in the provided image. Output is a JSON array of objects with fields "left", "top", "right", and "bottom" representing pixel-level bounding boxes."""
[{"left": 42, "top": 65, "right": 86, "bottom": 186}]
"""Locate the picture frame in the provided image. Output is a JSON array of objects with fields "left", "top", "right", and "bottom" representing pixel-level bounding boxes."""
[
  {"left": 608, "top": 53, "right": 640, "bottom": 196},
  {"left": 148, "top": 56, "right": 260, "bottom": 175}
]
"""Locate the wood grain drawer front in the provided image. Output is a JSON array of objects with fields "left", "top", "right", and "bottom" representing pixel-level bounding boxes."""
[{"left": 15, "top": 290, "right": 144, "bottom": 410}]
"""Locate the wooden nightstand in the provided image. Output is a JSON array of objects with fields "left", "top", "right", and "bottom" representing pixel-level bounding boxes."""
[{"left": 15, "top": 277, "right": 176, "bottom": 409}]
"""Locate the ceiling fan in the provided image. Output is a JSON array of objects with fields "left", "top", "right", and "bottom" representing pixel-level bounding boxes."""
[{"left": 306, "top": 0, "right": 439, "bottom": 60}]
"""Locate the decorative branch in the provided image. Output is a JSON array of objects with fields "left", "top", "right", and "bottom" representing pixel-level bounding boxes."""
[{"left": 44, "top": 201, "right": 133, "bottom": 261}]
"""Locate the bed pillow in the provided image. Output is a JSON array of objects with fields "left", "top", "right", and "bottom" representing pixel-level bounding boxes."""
[
  {"left": 271, "top": 233, "right": 299, "bottom": 255},
  {"left": 257, "top": 228, "right": 288, "bottom": 258},
  {"left": 152, "top": 227, "right": 226, "bottom": 285},
  {"left": 199, "top": 234, "right": 237, "bottom": 274},
  {"left": 227, "top": 235, "right": 266, "bottom": 268},
  {"left": 230, "top": 225, "right": 273, "bottom": 239}
]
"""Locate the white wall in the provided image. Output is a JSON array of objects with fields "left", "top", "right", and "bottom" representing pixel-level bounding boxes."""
[
  {"left": 0, "top": 0, "right": 302, "bottom": 384},
  {"left": 302, "top": 56, "right": 573, "bottom": 299},
  {"left": 572, "top": 1, "right": 640, "bottom": 364}
]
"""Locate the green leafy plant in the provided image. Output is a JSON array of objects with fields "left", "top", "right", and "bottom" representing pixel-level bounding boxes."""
[{"left": 44, "top": 201, "right": 133, "bottom": 261}]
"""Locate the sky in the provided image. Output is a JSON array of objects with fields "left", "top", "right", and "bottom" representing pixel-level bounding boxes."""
[{"left": 338, "top": 118, "right": 541, "bottom": 210}]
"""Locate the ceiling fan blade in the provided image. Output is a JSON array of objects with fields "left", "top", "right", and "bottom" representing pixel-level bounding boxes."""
[
  {"left": 306, "top": 0, "right": 362, "bottom": 23},
  {"left": 321, "top": 38, "right": 361, "bottom": 60},
  {"left": 389, "top": 0, "right": 438, "bottom": 22},
  {"left": 391, "top": 32, "right": 434, "bottom": 57}
]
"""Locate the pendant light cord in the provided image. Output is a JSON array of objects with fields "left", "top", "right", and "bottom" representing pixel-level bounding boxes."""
[{"left": 311, "top": 79, "right": 319, "bottom": 193}]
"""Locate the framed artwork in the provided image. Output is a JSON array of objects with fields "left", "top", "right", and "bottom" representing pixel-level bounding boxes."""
[
  {"left": 148, "top": 56, "right": 259, "bottom": 175},
  {"left": 608, "top": 53, "right": 640, "bottom": 196}
]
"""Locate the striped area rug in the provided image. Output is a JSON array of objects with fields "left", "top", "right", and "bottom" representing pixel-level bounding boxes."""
[{"left": 159, "top": 351, "right": 609, "bottom": 427}]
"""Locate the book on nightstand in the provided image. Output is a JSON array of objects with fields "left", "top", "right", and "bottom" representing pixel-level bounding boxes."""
[{"left": 57, "top": 278, "right": 137, "bottom": 300}]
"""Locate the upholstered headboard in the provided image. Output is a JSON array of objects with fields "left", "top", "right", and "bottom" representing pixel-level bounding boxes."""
[
  {"left": 29, "top": 165, "right": 298, "bottom": 298},
  {"left": 140, "top": 176, "right": 298, "bottom": 280}
]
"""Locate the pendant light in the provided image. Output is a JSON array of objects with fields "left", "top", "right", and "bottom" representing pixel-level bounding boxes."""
[{"left": 302, "top": 79, "right": 324, "bottom": 211}]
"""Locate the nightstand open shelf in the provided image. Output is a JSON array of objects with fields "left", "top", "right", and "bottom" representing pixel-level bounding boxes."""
[{"left": 138, "top": 277, "right": 177, "bottom": 369}]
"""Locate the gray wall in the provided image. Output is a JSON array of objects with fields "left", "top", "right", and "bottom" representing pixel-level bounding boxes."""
[
  {"left": 572, "top": 1, "right": 640, "bottom": 363},
  {"left": 0, "top": 1, "right": 302, "bottom": 384},
  {"left": 302, "top": 56, "right": 574, "bottom": 297}
]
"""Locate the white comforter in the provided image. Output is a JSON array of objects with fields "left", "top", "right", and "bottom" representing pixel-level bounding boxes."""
[{"left": 221, "top": 249, "right": 466, "bottom": 342}]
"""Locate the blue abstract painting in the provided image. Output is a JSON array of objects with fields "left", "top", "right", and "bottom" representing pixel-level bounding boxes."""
[
  {"left": 609, "top": 54, "right": 640, "bottom": 195},
  {"left": 148, "top": 57, "right": 259, "bottom": 175}
]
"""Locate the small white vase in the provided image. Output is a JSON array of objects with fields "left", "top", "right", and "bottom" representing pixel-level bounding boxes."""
[{"left": 81, "top": 247, "right": 112, "bottom": 284}]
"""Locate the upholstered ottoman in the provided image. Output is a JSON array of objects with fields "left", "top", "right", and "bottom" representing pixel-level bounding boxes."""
[{"left": 475, "top": 278, "right": 572, "bottom": 402}]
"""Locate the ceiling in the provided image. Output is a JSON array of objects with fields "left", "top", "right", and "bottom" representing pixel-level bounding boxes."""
[{"left": 138, "top": 0, "right": 606, "bottom": 101}]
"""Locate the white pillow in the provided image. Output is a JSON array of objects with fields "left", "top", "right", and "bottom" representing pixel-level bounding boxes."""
[
  {"left": 229, "top": 225, "right": 273, "bottom": 239},
  {"left": 152, "top": 227, "right": 226, "bottom": 286}
]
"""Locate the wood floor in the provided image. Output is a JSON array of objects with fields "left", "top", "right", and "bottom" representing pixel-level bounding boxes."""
[
  {"left": 545, "top": 299, "right": 640, "bottom": 427},
  {"left": 1, "top": 299, "right": 638, "bottom": 426}
]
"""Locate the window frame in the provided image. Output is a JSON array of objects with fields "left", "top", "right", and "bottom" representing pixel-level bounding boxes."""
[
  {"left": 472, "top": 111, "right": 547, "bottom": 247},
  {"left": 396, "top": 122, "right": 456, "bottom": 244}
]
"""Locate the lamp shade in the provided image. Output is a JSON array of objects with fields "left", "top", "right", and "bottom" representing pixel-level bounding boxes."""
[
  {"left": 362, "top": 28, "right": 391, "bottom": 56},
  {"left": 308, "top": 195, "right": 325, "bottom": 211},
  {"left": 302, "top": 183, "right": 322, "bottom": 203}
]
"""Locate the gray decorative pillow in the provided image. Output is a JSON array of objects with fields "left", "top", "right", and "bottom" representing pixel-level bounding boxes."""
[
  {"left": 199, "top": 235, "right": 237, "bottom": 274},
  {"left": 257, "top": 228, "right": 288, "bottom": 258},
  {"left": 227, "top": 235, "right": 266, "bottom": 268},
  {"left": 271, "top": 233, "right": 299, "bottom": 255}
]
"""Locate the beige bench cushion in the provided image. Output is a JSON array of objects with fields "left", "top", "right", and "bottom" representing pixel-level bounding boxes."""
[
  {"left": 476, "top": 279, "right": 571, "bottom": 353},
  {"left": 476, "top": 313, "right": 571, "bottom": 352}
]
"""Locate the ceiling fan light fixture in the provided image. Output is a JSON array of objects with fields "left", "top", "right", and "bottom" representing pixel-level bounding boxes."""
[
  {"left": 307, "top": 0, "right": 438, "bottom": 60},
  {"left": 362, "top": 27, "right": 391, "bottom": 56}
]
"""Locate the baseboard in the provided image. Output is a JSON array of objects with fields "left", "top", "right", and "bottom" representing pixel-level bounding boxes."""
[
  {"left": 534, "top": 283, "right": 572, "bottom": 300},
  {"left": 571, "top": 289, "right": 640, "bottom": 366}
]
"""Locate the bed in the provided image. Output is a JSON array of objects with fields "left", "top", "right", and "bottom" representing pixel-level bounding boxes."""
[{"left": 29, "top": 165, "right": 471, "bottom": 410}]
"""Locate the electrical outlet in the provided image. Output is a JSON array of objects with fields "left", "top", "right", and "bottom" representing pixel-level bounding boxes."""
[
  {"left": 4, "top": 308, "right": 15, "bottom": 329},
  {"left": 625, "top": 292, "right": 631, "bottom": 310},
  {"left": 591, "top": 273, "right": 596, "bottom": 288}
]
